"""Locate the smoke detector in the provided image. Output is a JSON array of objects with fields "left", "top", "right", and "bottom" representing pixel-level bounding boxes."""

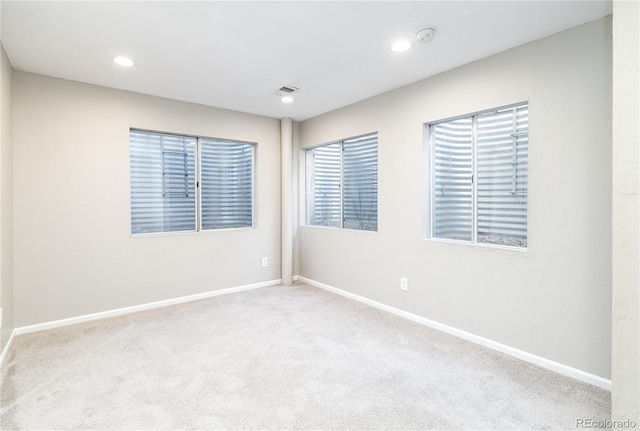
[{"left": 416, "top": 27, "right": 436, "bottom": 44}]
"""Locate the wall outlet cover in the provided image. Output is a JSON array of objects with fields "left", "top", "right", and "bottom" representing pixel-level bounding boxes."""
[{"left": 400, "top": 277, "right": 408, "bottom": 292}]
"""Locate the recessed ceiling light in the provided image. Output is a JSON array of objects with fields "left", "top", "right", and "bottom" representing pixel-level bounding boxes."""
[
  {"left": 390, "top": 39, "right": 412, "bottom": 53},
  {"left": 281, "top": 96, "right": 294, "bottom": 103},
  {"left": 113, "top": 56, "right": 136, "bottom": 67}
]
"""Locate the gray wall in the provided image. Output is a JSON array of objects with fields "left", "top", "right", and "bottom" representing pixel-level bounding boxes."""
[
  {"left": 0, "top": 43, "right": 14, "bottom": 352},
  {"left": 12, "top": 73, "right": 282, "bottom": 327},
  {"left": 612, "top": 1, "right": 639, "bottom": 422},
  {"left": 296, "top": 18, "right": 612, "bottom": 379},
  {"left": 4, "top": 12, "right": 627, "bottom": 394}
]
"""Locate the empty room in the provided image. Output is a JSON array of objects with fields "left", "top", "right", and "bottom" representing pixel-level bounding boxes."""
[{"left": 0, "top": 1, "right": 638, "bottom": 429}]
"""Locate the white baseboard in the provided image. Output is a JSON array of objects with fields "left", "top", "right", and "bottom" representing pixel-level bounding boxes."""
[
  {"left": 292, "top": 275, "right": 300, "bottom": 282},
  {"left": 297, "top": 276, "right": 612, "bottom": 391},
  {"left": 14, "top": 279, "right": 282, "bottom": 336},
  {"left": 8, "top": 276, "right": 612, "bottom": 391},
  {"left": 0, "top": 330, "right": 16, "bottom": 370}
]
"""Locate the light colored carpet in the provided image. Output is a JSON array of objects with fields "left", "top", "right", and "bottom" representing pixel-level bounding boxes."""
[{"left": 1, "top": 283, "right": 610, "bottom": 430}]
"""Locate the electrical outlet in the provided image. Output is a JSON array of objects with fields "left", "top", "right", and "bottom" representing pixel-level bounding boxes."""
[
  {"left": 400, "top": 277, "right": 408, "bottom": 292},
  {"left": 261, "top": 257, "right": 268, "bottom": 267}
]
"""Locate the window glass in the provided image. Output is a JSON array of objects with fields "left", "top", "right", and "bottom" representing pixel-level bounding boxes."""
[
  {"left": 308, "top": 143, "right": 341, "bottom": 228},
  {"left": 432, "top": 118, "right": 473, "bottom": 241},
  {"left": 429, "top": 104, "right": 528, "bottom": 248},
  {"left": 130, "top": 130, "right": 254, "bottom": 234},
  {"left": 130, "top": 130, "right": 196, "bottom": 234},
  {"left": 476, "top": 106, "right": 528, "bottom": 247},
  {"left": 201, "top": 139, "right": 253, "bottom": 230},
  {"left": 343, "top": 135, "right": 378, "bottom": 231},
  {"left": 306, "top": 134, "right": 378, "bottom": 231}
]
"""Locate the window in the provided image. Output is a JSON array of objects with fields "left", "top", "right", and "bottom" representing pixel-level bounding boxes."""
[
  {"left": 428, "top": 104, "right": 528, "bottom": 248},
  {"left": 130, "top": 130, "right": 254, "bottom": 234},
  {"left": 200, "top": 139, "right": 253, "bottom": 230},
  {"left": 306, "top": 133, "right": 378, "bottom": 231}
]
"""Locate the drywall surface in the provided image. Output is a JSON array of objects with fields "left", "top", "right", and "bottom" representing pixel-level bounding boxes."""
[
  {"left": 292, "top": 121, "right": 300, "bottom": 278},
  {"left": 12, "top": 73, "right": 281, "bottom": 326},
  {"left": 297, "top": 18, "right": 612, "bottom": 378},
  {"left": 612, "top": 1, "right": 639, "bottom": 422},
  {"left": 0, "top": 43, "right": 14, "bottom": 352}
]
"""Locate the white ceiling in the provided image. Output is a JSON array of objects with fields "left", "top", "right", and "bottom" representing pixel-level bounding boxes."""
[{"left": 1, "top": 1, "right": 612, "bottom": 121}]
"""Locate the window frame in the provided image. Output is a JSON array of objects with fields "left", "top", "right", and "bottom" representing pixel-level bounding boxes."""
[
  {"left": 304, "top": 132, "right": 379, "bottom": 232},
  {"left": 129, "top": 128, "right": 256, "bottom": 236},
  {"left": 425, "top": 102, "right": 528, "bottom": 250}
]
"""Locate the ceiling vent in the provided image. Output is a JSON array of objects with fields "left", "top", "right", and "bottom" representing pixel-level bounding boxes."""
[{"left": 278, "top": 86, "right": 298, "bottom": 95}]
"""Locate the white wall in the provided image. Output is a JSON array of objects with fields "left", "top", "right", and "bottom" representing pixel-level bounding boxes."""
[
  {"left": 612, "top": 1, "right": 639, "bottom": 422},
  {"left": 0, "top": 43, "right": 14, "bottom": 351},
  {"left": 297, "top": 18, "right": 612, "bottom": 379},
  {"left": 12, "top": 73, "right": 282, "bottom": 327}
]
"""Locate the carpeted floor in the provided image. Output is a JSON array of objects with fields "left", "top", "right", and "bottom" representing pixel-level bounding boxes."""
[{"left": 1, "top": 284, "right": 610, "bottom": 430}]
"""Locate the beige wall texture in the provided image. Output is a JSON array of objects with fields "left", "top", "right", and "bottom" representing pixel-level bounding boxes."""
[
  {"left": 12, "top": 73, "right": 282, "bottom": 327},
  {"left": 0, "top": 43, "right": 14, "bottom": 352},
  {"left": 612, "top": 1, "right": 640, "bottom": 424},
  {"left": 297, "top": 18, "right": 613, "bottom": 379}
]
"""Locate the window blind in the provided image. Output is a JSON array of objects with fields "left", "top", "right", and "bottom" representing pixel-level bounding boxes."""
[{"left": 130, "top": 130, "right": 197, "bottom": 234}]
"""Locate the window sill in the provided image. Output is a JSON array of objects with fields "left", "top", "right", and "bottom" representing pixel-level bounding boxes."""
[
  {"left": 301, "top": 224, "right": 378, "bottom": 234},
  {"left": 129, "top": 226, "right": 255, "bottom": 238},
  {"left": 425, "top": 237, "right": 528, "bottom": 253}
]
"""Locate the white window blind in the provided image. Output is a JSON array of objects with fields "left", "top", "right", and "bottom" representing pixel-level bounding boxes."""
[
  {"left": 200, "top": 139, "right": 253, "bottom": 230},
  {"left": 306, "top": 133, "right": 378, "bottom": 231},
  {"left": 430, "top": 104, "right": 528, "bottom": 248},
  {"left": 130, "top": 130, "right": 254, "bottom": 234},
  {"left": 130, "top": 130, "right": 197, "bottom": 234}
]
